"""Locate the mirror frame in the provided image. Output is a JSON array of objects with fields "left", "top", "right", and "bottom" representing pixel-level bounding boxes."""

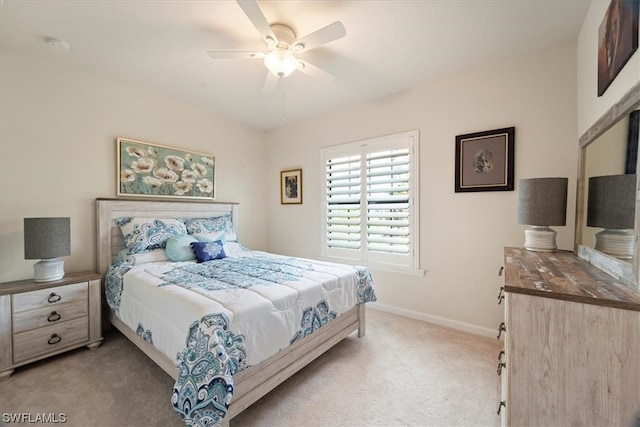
[{"left": 575, "top": 81, "right": 640, "bottom": 291}]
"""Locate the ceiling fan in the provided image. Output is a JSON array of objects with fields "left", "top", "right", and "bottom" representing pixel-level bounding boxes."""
[{"left": 207, "top": 0, "right": 346, "bottom": 87}]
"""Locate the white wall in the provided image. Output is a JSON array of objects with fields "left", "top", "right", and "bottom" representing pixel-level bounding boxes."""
[
  {"left": 265, "top": 43, "right": 578, "bottom": 335},
  {"left": 0, "top": 48, "right": 268, "bottom": 283},
  {"left": 577, "top": 1, "right": 640, "bottom": 135}
]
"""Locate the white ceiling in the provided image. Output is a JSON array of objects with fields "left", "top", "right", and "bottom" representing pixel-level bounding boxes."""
[{"left": 0, "top": 0, "right": 590, "bottom": 130}]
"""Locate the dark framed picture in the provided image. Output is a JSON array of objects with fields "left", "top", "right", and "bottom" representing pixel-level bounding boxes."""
[
  {"left": 455, "top": 127, "right": 515, "bottom": 193},
  {"left": 597, "top": 0, "right": 639, "bottom": 97},
  {"left": 280, "top": 168, "right": 302, "bottom": 204}
]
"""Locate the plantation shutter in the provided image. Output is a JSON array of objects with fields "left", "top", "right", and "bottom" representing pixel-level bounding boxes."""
[
  {"left": 322, "top": 130, "right": 419, "bottom": 269},
  {"left": 325, "top": 149, "right": 362, "bottom": 255},
  {"left": 366, "top": 146, "right": 411, "bottom": 255}
]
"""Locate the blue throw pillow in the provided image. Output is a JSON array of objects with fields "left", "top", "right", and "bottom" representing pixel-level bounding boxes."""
[
  {"left": 165, "top": 234, "right": 198, "bottom": 262},
  {"left": 190, "top": 240, "right": 226, "bottom": 263}
]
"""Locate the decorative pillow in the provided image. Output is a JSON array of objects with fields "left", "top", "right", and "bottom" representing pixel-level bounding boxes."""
[
  {"left": 190, "top": 240, "right": 226, "bottom": 263},
  {"left": 195, "top": 234, "right": 245, "bottom": 255},
  {"left": 165, "top": 234, "right": 198, "bottom": 262},
  {"left": 184, "top": 215, "right": 236, "bottom": 241},
  {"left": 115, "top": 217, "right": 187, "bottom": 254}
]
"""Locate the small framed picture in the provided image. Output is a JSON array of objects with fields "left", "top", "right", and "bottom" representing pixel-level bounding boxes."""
[
  {"left": 280, "top": 169, "right": 302, "bottom": 204},
  {"left": 455, "top": 127, "right": 515, "bottom": 193}
]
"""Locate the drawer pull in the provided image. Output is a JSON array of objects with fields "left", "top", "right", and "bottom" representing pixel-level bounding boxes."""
[
  {"left": 47, "top": 293, "right": 62, "bottom": 303},
  {"left": 47, "top": 334, "right": 62, "bottom": 345},
  {"left": 497, "top": 286, "right": 505, "bottom": 305},
  {"left": 498, "top": 350, "right": 505, "bottom": 361},
  {"left": 497, "top": 400, "right": 506, "bottom": 415},
  {"left": 497, "top": 322, "right": 506, "bottom": 340},
  {"left": 497, "top": 362, "right": 506, "bottom": 376},
  {"left": 47, "top": 311, "right": 61, "bottom": 322},
  {"left": 498, "top": 266, "right": 504, "bottom": 277}
]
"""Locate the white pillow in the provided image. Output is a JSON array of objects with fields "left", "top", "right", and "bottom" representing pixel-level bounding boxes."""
[{"left": 117, "top": 248, "right": 170, "bottom": 264}]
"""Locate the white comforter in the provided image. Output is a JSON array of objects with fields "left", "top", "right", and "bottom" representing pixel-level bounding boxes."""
[{"left": 105, "top": 249, "right": 376, "bottom": 426}]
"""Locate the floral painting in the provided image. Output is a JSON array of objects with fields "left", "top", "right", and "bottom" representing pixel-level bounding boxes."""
[{"left": 117, "top": 138, "right": 215, "bottom": 199}]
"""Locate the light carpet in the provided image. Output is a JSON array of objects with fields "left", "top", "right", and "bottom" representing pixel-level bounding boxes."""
[{"left": 0, "top": 309, "right": 502, "bottom": 427}]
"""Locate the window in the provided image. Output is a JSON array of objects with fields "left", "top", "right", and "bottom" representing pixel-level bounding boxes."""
[{"left": 321, "top": 130, "right": 419, "bottom": 271}]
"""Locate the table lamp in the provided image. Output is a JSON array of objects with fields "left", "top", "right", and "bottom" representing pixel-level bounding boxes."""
[
  {"left": 24, "top": 217, "right": 70, "bottom": 282},
  {"left": 517, "top": 177, "right": 568, "bottom": 252},
  {"left": 587, "top": 174, "right": 636, "bottom": 260}
]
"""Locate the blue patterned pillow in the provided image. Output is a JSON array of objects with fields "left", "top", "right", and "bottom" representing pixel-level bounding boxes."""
[
  {"left": 165, "top": 234, "right": 198, "bottom": 262},
  {"left": 115, "top": 217, "right": 187, "bottom": 254},
  {"left": 184, "top": 215, "right": 233, "bottom": 236},
  {"left": 190, "top": 240, "right": 226, "bottom": 263}
]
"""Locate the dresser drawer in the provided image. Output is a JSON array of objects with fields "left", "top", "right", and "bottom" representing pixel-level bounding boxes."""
[
  {"left": 13, "top": 299, "right": 88, "bottom": 334},
  {"left": 12, "top": 282, "right": 87, "bottom": 313},
  {"left": 13, "top": 316, "right": 89, "bottom": 364}
]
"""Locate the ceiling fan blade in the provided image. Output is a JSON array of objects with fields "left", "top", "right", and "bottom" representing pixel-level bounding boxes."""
[
  {"left": 297, "top": 60, "right": 335, "bottom": 84},
  {"left": 262, "top": 72, "right": 279, "bottom": 92},
  {"left": 293, "top": 21, "right": 346, "bottom": 52},
  {"left": 237, "top": 0, "right": 277, "bottom": 45},
  {"left": 207, "top": 51, "right": 264, "bottom": 60}
]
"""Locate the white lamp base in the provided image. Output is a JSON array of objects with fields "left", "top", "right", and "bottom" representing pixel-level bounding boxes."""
[
  {"left": 524, "top": 226, "right": 557, "bottom": 252},
  {"left": 33, "top": 258, "right": 65, "bottom": 282},
  {"left": 595, "top": 229, "right": 635, "bottom": 260}
]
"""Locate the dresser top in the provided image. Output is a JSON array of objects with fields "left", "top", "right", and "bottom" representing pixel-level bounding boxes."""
[
  {"left": 0, "top": 272, "right": 100, "bottom": 296},
  {"left": 504, "top": 247, "right": 640, "bottom": 311}
]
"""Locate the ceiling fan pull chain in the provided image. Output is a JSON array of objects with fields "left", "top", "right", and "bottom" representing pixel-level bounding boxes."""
[
  {"left": 281, "top": 77, "right": 288, "bottom": 122},
  {"left": 282, "top": 90, "right": 287, "bottom": 121}
]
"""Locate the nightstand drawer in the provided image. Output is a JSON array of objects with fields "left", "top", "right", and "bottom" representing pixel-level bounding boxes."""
[
  {"left": 13, "top": 300, "right": 88, "bottom": 334},
  {"left": 13, "top": 316, "right": 88, "bottom": 364},
  {"left": 12, "top": 282, "right": 87, "bottom": 313}
]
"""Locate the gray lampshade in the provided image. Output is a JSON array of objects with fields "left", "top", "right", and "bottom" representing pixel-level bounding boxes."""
[
  {"left": 518, "top": 178, "right": 568, "bottom": 226},
  {"left": 24, "top": 217, "right": 70, "bottom": 259},
  {"left": 587, "top": 174, "right": 636, "bottom": 229}
]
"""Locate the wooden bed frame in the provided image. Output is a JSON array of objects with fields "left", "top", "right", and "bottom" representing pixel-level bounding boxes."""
[{"left": 95, "top": 198, "right": 366, "bottom": 426}]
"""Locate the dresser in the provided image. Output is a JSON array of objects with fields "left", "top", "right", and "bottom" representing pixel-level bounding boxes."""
[
  {"left": 499, "top": 247, "right": 640, "bottom": 426},
  {"left": 0, "top": 272, "right": 102, "bottom": 379}
]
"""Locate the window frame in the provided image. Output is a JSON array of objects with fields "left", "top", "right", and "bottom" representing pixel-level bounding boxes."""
[{"left": 320, "top": 130, "right": 421, "bottom": 274}]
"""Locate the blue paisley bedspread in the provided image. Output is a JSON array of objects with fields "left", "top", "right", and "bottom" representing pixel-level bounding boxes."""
[{"left": 105, "top": 250, "right": 376, "bottom": 426}]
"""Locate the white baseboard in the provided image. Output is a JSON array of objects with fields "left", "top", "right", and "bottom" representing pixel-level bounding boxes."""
[{"left": 368, "top": 302, "right": 498, "bottom": 339}]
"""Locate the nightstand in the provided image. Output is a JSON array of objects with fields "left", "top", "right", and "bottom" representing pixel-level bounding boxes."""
[{"left": 0, "top": 272, "right": 102, "bottom": 379}]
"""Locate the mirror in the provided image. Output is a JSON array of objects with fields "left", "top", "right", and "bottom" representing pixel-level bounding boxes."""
[{"left": 575, "top": 82, "right": 640, "bottom": 291}]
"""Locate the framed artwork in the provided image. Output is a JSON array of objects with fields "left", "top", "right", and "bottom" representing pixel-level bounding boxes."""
[
  {"left": 280, "top": 168, "right": 302, "bottom": 204},
  {"left": 597, "top": 0, "right": 639, "bottom": 97},
  {"left": 455, "top": 127, "right": 515, "bottom": 193},
  {"left": 117, "top": 137, "right": 215, "bottom": 200}
]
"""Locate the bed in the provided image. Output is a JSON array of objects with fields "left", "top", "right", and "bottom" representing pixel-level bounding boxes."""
[{"left": 95, "top": 198, "right": 376, "bottom": 426}]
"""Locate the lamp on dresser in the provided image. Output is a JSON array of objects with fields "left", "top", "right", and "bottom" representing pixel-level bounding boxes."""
[
  {"left": 23, "top": 217, "right": 70, "bottom": 282},
  {"left": 517, "top": 177, "right": 568, "bottom": 252},
  {"left": 587, "top": 174, "right": 636, "bottom": 260}
]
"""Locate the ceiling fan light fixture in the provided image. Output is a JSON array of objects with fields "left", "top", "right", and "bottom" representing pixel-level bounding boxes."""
[{"left": 264, "top": 48, "right": 298, "bottom": 78}]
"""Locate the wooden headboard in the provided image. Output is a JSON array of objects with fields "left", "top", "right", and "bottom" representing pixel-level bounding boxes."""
[{"left": 95, "top": 198, "right": 239, "bottom": 277}]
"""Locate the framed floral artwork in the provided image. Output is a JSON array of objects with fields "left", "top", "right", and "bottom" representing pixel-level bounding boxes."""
[
  {"left": 280, "top": 168, "right": 302, "bottom": 204},
  {"left": 117, "top": 137, "right": 215, "bottom": 200}
]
